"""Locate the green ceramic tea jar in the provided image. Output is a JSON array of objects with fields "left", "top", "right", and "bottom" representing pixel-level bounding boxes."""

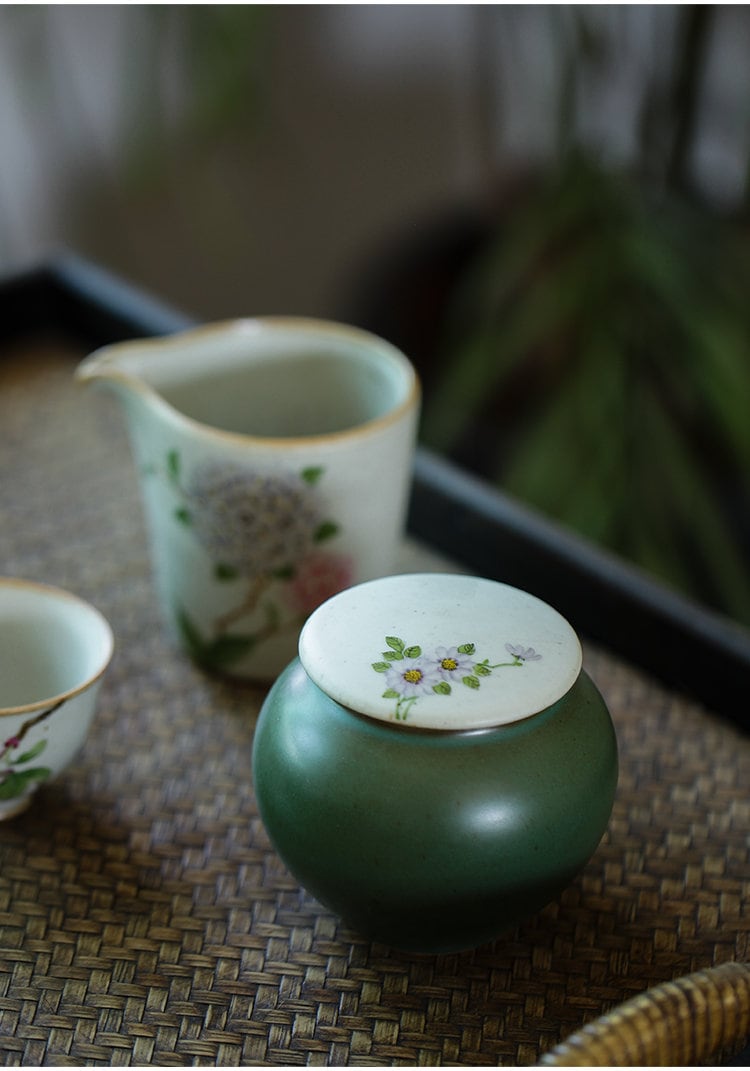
[{"left": 252, "top": 573, "right": 618, "bottom": 953}]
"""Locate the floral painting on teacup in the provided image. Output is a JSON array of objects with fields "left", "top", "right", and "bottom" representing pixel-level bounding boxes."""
[{"left": 0, "top": 699, "right": 63, "bottom": 806}]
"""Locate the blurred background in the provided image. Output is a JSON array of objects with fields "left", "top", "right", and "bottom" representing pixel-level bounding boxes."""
[{"left": 2, "top": 4, "right": 750, "bottom": 627}]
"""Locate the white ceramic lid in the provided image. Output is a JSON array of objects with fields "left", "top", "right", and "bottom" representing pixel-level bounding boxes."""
[{"left": 298, "top": 573, "right": 583, "bottom": 730}]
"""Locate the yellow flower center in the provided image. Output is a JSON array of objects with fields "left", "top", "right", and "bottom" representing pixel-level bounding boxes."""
[
  {"left": 403, "top": 669, "right": 423, "bottom": 684},
  {"left": 441, "top": 657, "right": 458, "bottom": 671}
]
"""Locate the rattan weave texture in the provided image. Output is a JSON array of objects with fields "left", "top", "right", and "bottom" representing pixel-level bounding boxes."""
[{"left": 0, "top": 340, "right": 748, "bottom": 1066}]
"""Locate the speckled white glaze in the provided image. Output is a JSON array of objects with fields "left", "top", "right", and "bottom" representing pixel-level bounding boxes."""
[{"left": 299, "top": 573, "right": 582, "bottom": 730}]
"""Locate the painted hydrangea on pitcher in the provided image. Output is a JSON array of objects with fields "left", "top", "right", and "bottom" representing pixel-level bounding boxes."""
[
  {"left": 372, "top": 638, "right": 542, "bottom": 720},
  {"left": 151, "top": 450, "right": 352, "bottom": 670},
  {"left": 186, "top": 462, "right": 327, "bottom": 578}
]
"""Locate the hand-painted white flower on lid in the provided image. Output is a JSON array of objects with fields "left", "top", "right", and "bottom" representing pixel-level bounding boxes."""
[{"left": 299, "top": 574, "right": 583, "bottom": 730}]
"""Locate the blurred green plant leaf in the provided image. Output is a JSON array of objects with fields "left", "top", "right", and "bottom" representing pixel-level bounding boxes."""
[{"left": 425, "top": 152, "right": 750, "bottom": 626}]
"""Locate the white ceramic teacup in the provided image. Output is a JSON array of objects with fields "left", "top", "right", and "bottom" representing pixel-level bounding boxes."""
[
  {"left": 0, "top": 578, "right": 114, "bottom": 820},
  {"left": 76, "top": 319, "right": 420, "bottom": 681}
]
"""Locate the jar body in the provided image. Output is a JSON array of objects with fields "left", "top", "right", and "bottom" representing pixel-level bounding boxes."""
[{"left": 252, "top": 659, "right": 618, "bottom": 953}]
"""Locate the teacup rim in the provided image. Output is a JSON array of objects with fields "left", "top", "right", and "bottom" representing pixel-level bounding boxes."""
[{"left": 0, "top": 577, "right": 114, "bottom": 717}]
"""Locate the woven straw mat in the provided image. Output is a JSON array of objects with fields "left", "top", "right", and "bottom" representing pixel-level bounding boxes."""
[{"left": 0, "top": 339, "right": 748, "bottom": 1067}]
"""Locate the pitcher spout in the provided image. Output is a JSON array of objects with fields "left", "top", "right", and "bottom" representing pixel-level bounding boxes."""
[{"left": 75, "top": 343, "right": 153, "bottom": 412}]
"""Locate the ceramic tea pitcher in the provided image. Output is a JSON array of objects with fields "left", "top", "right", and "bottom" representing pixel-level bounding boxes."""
[{"left": 76, "top": 319, "right": 420, "bottom": 681}]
